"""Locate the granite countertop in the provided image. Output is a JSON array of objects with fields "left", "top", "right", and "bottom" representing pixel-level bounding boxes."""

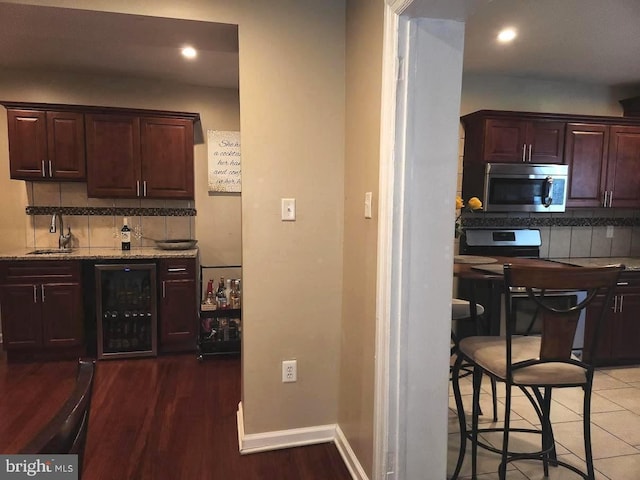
[
  {"left": 550, "top": 257, "right": 640, "bottom": 271},
  {"left": 0, "top": 247, "right": 198, "bottom": 260}
]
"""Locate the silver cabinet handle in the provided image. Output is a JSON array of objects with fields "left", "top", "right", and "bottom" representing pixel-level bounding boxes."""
[
  {"left": 608, "top": 191, "right": 613, "bottom": 208},
  {"left": 33, "top": 285, "right": 37, "bottom": 303},
  {"left": 162, "top": 280, "right": 166, "bottom": 298},
  {"left": 619, "top": 294, "right": 624, "bottom": 313},
  {"left": 528, "top": 144, "right": 532, "bottom": 162},
  {"left": 167, "top": 268, "right": 187, "bottom": 273},
  {"left": 613, "top": 295, "right": 618, "bottom": 312},
  {"left": 136, "top": 180, "right": 140, "bottom": 197},
  {"left": 603, "top": 191, "right": 609, "bottom": 208},
  {"left": 522, "top": 144, "right": 526, "bottom": 162},
  {"left": 617, "top": 282, "right": 629, "bottom": 286},
  {"left": 41, "top": 284, "right": 45, "bottom": 303},
  {"left": 48, "top": 160, "right": 52, "bottom": 177},
  {"left": 143, "top": 180, "right": 147, "bottom": 197},
  {"left": 41, "top": 160, "right": 46, "bottom": 177}
]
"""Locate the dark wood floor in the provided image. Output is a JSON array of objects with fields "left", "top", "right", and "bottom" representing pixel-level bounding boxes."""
[{"left": 0, "top": 352, "right": 352, "bottom": 480}]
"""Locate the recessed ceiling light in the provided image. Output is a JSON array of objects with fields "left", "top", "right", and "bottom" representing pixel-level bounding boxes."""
[
  {"left": 497, "top": 28, "right": 517, "bottom": 43},
  {"left": 181, "top": 46, "right": 197, "bottom": 59}
]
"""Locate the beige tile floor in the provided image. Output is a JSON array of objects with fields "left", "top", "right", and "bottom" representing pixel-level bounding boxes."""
[{"left": 448, "top": 365, "right": 640, "bottom": 479}]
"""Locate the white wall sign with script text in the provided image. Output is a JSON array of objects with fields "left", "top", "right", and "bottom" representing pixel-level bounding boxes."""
[{"left": 207, "top": 130, "right": 241, "bottom": 192}]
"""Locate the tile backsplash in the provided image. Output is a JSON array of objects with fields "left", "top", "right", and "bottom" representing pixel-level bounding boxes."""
[
  {"left": 458, "top": 209, "right": 640, "bottom": 259},
  {"left": 25, "top": 182, "right": 195, "bottom": 250}
]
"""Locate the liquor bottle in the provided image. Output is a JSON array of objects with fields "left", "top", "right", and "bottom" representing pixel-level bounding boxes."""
[
  {"left": 216, "top": 277, "right": 227, "bottom": 309},
  {"left": 230, "top": 279, "right": 241, "bottom": 308},
  {"left": 204, "top": 279, "right": 215, "bottom": 305},
  {"left": 225, "top": 278, "right": 232, "bottom": 305},
  {"left": 121, "top": 217, "right": 131, "bottom": 250}
]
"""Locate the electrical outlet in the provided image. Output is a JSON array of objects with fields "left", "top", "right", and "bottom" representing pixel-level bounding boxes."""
[
  {"left": 282, "top": 360, "right": 297, "bottom": 383},
  {"left": 606, "top": 225, "right": 614, "bottom": 238}
]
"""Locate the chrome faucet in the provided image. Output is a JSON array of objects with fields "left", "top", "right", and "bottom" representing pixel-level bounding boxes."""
[{"left": 50, "top": 213, "right": 72, "bottom": 249}]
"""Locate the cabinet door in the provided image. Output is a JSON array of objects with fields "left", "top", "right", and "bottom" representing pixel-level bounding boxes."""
[
  {"left": 6, "top": 109, "right": 48, "bottom": 180},
  {"left": 0, "top": 284, "right": 42, "bottom": 350},
  {"left": 607, "top": 126, "right": 640, "bottom": 208},
  {"left": 41, "top": 283, "right": 84, "bottom": 348},
  {"left": 612, "top": 292, "right": 640, "bottom": 361},
  {"left": 140, "top": 117, "right": 194, "bottom": 199},
  {"left": 86, "top": 114, "right": 141, "bottom": 198},
  {"left": 527, "top": 121, "right": 565, "bottom": 164},
  {"left": 46, "top": 111, "right": 86, "bottom": 180},
  {"left": 481, "top": 119, "right": 564, "bottom": 163},
  {"left": 565, "top": 124, "right": 609, "bottom": 208},
  {"left": 158, "top": 258, "right": 197, "bottom": 351},
  {"left": 160, "top": 278, "right": 197, "bottom": 349},
  {"left": 6, "top": 109, "right": 85, "bottom": 181},
  {"left": 583, "top": 294, "right": 614, "bottom": 364},
  {"left": 482, "top": 119, "right": 528, "bottom": 163}
]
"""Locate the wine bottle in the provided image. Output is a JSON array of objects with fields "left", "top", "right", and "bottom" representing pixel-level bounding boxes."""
[{"left": 121, "top": 217, "right": 131, "bottom": 250}]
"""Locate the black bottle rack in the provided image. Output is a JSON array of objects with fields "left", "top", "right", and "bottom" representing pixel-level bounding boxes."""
[{"left": 198, "top": 265, "right": 242, "bottom": 360}]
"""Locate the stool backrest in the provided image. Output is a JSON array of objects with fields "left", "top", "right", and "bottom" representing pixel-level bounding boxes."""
[
  {"left": 21, "top": 359, "right": 95, "bottom": 477},
  {"left": 503, "top": 264, "right": 623, "bottom": 364}
]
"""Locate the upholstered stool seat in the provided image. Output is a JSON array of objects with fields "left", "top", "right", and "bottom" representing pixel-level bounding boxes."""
[{"left": 459, "top": 335, "right": 587, "bottom": 386}]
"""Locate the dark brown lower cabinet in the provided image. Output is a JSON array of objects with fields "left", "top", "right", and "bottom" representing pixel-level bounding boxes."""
[
  {"left": 158, "top": 258, "right": 197, "bottom": 353},
  {"left": 584, "top": 273, "right": 640, "bottom": 366},
  {"left": 0, "top": 261, "right": 84, "bottom": 362}
]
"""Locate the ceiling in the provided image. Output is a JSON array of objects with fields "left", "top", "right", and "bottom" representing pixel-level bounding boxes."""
[
  {"left": 0, "top": 2, "right": 239, "bottom": 89},
  {"left": 0, "top": 1, "right": 639, "bottom": 90},
  {"left": 463, "top": 0, "right": 640, "bottom": 88}
]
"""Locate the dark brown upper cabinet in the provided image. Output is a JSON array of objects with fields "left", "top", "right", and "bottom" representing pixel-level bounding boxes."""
[
  {"left": 606, "top": 126, "right": 640, "bottom": 208},
  {"left": 462, "top": 110, "right": 640, "bottom": 209},
  {"left": 2, "top": 101, "right": 199, "bottom": 200},
  {"left": 6, "top": 109, "right": 86, "bottom": 181},
  {"left": 564, "top": 123, "right": 609, "bottom": 208},
  {"left": 565, "top": 124, "right": 640, "bottom": 208},
  {"left": 86, "top": 114, "right": 195, "bottom": 200},
  {"left": 461, "top": 112, "right": 565, "bottom": 164}
]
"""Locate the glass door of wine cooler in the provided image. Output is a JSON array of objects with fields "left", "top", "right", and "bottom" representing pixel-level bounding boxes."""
[{"left": 95, "top": 264, "right": 157, "bottom": 359}]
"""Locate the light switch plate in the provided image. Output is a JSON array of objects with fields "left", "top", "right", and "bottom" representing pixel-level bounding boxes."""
[
  {"left": 364, "top": 192, "right": 372, "bottom": 219},
  {"left": 281, "top": 198, "right": 296, "bottom": 221}
]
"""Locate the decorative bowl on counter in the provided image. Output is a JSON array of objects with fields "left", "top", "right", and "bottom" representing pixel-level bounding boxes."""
[{"left": 153, "top": 239, "right": 198, "bottom": 250}]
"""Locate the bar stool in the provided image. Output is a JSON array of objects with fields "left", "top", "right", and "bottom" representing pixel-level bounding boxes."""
[
  {"left": 450, "top": 298, "right": 497, "bottom": 480},
  {"left": 452, "top": 264, "right": 623, "bottom": 480},
  {"left": 451, "top": 299, "right": 497, "bottom": 419}
]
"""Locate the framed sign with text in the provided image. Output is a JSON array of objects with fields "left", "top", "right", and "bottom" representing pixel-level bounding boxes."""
[{"left": 207, "top": 130, "right": 241, "bottom": 192}]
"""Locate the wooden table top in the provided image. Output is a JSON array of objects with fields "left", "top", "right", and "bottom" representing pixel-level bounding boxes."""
[{"left": 453, "top": 256, "right": 569, "bottom": 281}]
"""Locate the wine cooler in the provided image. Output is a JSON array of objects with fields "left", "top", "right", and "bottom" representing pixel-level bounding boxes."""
[{"left": 95, "top": 263, "right": 157, "bottom": 359}]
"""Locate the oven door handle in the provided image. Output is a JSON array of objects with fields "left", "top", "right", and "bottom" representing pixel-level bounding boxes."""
[{"left": 542, "top": 176, "right": 554, "bottom": 207}]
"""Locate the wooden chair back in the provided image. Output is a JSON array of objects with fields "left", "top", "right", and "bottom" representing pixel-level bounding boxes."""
[
  {"left": 21, "top": 359, "right": 96, "bottom": 477},
  {"left": 503, "top": 264, "right": 623, "bottom": 363}
]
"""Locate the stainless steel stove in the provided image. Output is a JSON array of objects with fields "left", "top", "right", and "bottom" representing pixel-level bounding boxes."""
[{"left": 459, "top": 228, "right": 541, "bottom": 258}]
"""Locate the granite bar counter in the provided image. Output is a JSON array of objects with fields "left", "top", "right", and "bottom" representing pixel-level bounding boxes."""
[
  {"left": 550, "top": 257, "right": 640, "bottom": 271},
  {"left": 0, "top": 247, "right": 198, "bottom": 261}
]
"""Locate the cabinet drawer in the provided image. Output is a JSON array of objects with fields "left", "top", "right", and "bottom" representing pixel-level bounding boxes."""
[
  {"left": 158, "top": 258, "right": 196, "bottom": 279},
  {"left": 0, "top": 261, "right": 81, "bottom": 284},
  {"left": 615, "top": 272, "right": 640, "bottom": 292}
]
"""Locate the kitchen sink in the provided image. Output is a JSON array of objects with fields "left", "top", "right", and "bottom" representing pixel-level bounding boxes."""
[{"left": 27, "top": 248, "right": 74, "bottom": 255}]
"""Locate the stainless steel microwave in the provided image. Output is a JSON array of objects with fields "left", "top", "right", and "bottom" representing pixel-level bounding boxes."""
[{"left": 475, "top": 163, "right": 568, "bottom": 212}]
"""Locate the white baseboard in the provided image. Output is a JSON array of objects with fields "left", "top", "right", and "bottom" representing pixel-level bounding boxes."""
[
  {"left": 334, "top": 424, "right": 370, "bottom": 480},
  {"left": 236, "top": 402, "right": 369, "bottom": 480},
  {"left": 237, "top": 401, "right": 335, "bottom": 454}
]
